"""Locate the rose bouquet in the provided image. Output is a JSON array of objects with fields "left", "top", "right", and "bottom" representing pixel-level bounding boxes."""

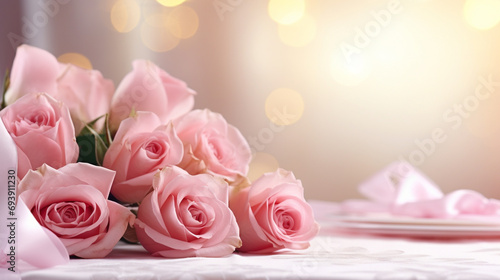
[{"left": 1, "top": 44, "right": 319, "bottom": 259}]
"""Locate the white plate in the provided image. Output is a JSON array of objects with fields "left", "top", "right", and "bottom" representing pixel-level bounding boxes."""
[{"left": 325, "top": 215, "right": 500, "bottom": 238}]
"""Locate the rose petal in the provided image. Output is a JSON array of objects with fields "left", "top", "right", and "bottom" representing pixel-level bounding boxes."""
[
  {"left": 0, "top": 93, "right": 79, "bottom": 179},
  {"left": 56, "top": 63, "right": 115, "bottom": 133},
  {"left": 62, "top": 234, "right": 101, "bottom": 256},
  {"left": 248, "top": 170, "right": 304, "bottom": 203},
  {"left": 75, "top": 201, "right": 135, "bottom": 258},
  {"left": 230, "top": 188, "right": 274, "bottom": 253},
  {"left": 230, "top": 169, "right": 319, "bottom": 253},
  {"left": 109, "top": 60, "right": 195, "bottom": 132},
  {"left": 104, "top": 112, "right": 183, "bottom": 203},
  {"left": 137, "top": 189, "right": 170, "bottom": 235},
  {"left": 34, "top": 185, "right": 108, "bottom": 237},
  {"left": 58, "top": 163, "right": 115, "bottom": 198},
  {"left": 4, "top": 44, "right": 59, "bottom": 105},
  {"left": 174, "top": 109, "right": 251, "bottom": 182},
  {"left": 135, "top": 166, "right": 240, "bottom": 257},
  {"left": 14, "top": 133, "right": 64, "bottom": 169},
  {"left": 135, "top": 219, "right": 203, "bottom": 251}
]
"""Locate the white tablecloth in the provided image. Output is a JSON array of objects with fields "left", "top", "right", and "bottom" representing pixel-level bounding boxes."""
[{"left": 18, "top": 201, "right": 500, "bottom": 280}]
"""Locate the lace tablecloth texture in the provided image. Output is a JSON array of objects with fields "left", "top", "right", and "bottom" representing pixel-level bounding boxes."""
[{"left": 20, "top": 201, "right": 500, "bottom": 280}]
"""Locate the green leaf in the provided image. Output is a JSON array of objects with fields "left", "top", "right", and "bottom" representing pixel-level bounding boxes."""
[
  {"left": 1, "top": 69, "right": 10, "bottom": 110},
  {"left": 77, "top": 123, "right": 109, "bottom": 166},
  {"left": 77, "top": 133, "right": 99, "bottom": 165},
  {"left": 78, "top": 114, "right": 106, "bottom": 137},
  {"left": 76, "top": 114, "right": 114, "bottom": 166},
  {"left": 103, "top": 114, "right": 113, "bottom": 147},
  {"left": 94, "top": 133, "right": 108, "bottom": 166}
]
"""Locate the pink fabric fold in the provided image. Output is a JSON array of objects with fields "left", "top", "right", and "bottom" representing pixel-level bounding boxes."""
[
  {"left": 17, "top": 198, "right": 70, "bottom": 268},
  {"left": 341, "top": 161, "right": 500, "bottom": 220},
  {"left": 0, "top": 118, "right": 69, "bottom": 274}
]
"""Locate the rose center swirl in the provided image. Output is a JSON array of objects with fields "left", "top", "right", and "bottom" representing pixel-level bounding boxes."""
[
  {"left": 189, "top": 206, "right": 206, "bottom": 224},
  {"left": 61, "top": 206, "right": 77, "bottom": 222},
  {"left": 25, "top": 111, "right": 52, "bottom": 127},
  {"left": 42, "top": 201, "right": 93, "bottom": 227},
  {"left": 143, "top": 139, "right": 165, "bottom": 159},
  {"left": 208, "top": 142, "right": 221, "bottom": 160},
  {"left": 276, "top": 210, "right": 296, "bottom": 234}
]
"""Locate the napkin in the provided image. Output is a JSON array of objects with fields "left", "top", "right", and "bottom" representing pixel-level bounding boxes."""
[{"left": 340, "top": 161, "right": 500, "bottom": 221}]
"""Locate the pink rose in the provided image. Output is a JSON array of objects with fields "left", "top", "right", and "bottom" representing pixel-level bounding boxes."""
[
  {"left": 230, "top": 169, "right": 319, "bottom": 253},
  {"left": 108, "top": 60, "right": 195, "bottom": 133},
  {"left": 4, "top": 45, "right": 58, "bottom": 105},
  {"left": 18, "top": 163, "right": 135, "bottom": 258},
  {"left": 0, "top": 92, "right": 79, "bottom": 179},
  {"left": 134, "top": 166, "right": 241, "bottom": 258},
  {"left": 174, "top": 109, "right": 252, "bottom": 184},
  {"left": 4, "top": 44, "right": 114, "bottom": 134},
  {"left": 55, "top": 63, "right": 115, "bottom": 133},
  {"left": 103, "top": 111, "right": 184, "bottom": 203}
]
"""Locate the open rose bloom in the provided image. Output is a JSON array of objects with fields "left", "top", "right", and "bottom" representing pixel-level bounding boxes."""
[
  {"left": 18, "top": 163, "right": 135, "bottom": 258},
  {"left": 174, "top": 109, "right": 252, "bottom": 185},
  {"left": 103, "top": 111, "right": 184, "bottom": 203},
  {"left": 230, "top": 169, "right": 319, "bottom": 253},
  {"left": 0, "top": 92, "right": 79, "bottom": 179},
  {"left": 4, "top": 44, "right": 114, "bottom": 134},
  {"left": 108, "top": 60, "right": 195, "bottom": 133},
  {"left": 134, "top": 166, "right": 241, "bottom": 258}
]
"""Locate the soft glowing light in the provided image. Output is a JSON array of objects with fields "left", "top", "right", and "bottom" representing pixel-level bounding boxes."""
[
  {"left": 57, "top": 53, "right": 92, "bottom": 69},
  {"left": 278, "top": 14, "right": 316, "bottom": 47},
  {"left": 268, "top": 0, "right": 305, "bottom": 25},
  {"left": 331, "top": 52, "right": 371, "bottom": 87},
  {"left": 141, "top": 13, "right": 180, "bottom": 52},
  {"left": 464, "top": 0, "right": 500, "bottom": 30},
  {"left": 465, "top": 96, "right": 500, "bottom": 138},
  {"left": 265, "top": 88, "right": 304, "bottom": 126},
  {"left": 156, "top": 0, "right": 186, "bottom": 7},
  {"left": 110, "top": 0, "right": 141, "bottom": 33},
  {"left": 247, "top": 152, "right": 280, "bottom": 182},
  {"left": 167, "top": 6, "right": 199, "bottom": 39},
  {"left": 370, "top": 25, "right": 411, "bottom": 66}
]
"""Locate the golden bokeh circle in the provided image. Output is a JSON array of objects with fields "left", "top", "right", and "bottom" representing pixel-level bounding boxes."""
[
  {"left": 57, "top": 53, "right": 93, "bottom": 70},
  {"left": 464, "top": 0, "right": 500, "bottom": 30},
  {"left": 141, "top": 13, "right": 180, "bottom": 52},
  {"left": 247, "top": 152, "right": 280, "bottom": 182},
  {"left": 156, "top": 0, "right": 186, "bottom": 7},
  {"left": 166, "top": 6, "right": 199, "bottom": 39},
  {"left": 110, "top": 0, "right": 141, "bottom": 33},
  {"left": 278, "top": 14, "right": 316, "bottom": 47},
  {"left": 268, "top": 0, "right": 305, "bottom": 25}
]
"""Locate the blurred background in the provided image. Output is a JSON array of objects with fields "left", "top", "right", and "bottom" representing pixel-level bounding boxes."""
[{"left": 1, "top": 0, "right": 500, "bottom": 202}]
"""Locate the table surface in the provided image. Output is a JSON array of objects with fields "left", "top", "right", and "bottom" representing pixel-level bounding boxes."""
[{"left": 18, "top": 201, "right": 500, "bottom": 280}]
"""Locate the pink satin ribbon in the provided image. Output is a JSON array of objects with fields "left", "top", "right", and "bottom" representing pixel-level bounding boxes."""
[
  {"left": 341, "top": 161, "right": 500, "bottom": 220},
  {"left": 0, "top": 118, "right": 69, "bottom": 274}
]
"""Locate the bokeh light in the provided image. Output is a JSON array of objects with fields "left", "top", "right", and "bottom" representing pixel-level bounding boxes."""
[
  {"left": 278, "top": 14, "right": 316, "bottom": 47},
  {"left": 156, "top": 0, "right": 186, "bottom": 7},
  {"left": 167, "top": 6, "right": 199, "bottom": 39},
  {"left": 110, "top": 0, "right": 141, "bottom": 33},
  {"left": 57, "top": 52, "right": 92, "bottom": 69},
  {"left": 141, "top": 13, "right": 180, "bottom": 52},
  {"left": 265, "top": 88, "right": 304, "bottom": 126},
  {"left": 268, "top": 0, "right": 305, "bottom": 25},
  {"left": 331, "top": 52, "right": 371, "bottom": 87},
  {"left": 247, "top": 152, "right": 280, "bottom": 182},
  {"left": 464, "top": 0, "right": 500, "bottom": 30}
]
